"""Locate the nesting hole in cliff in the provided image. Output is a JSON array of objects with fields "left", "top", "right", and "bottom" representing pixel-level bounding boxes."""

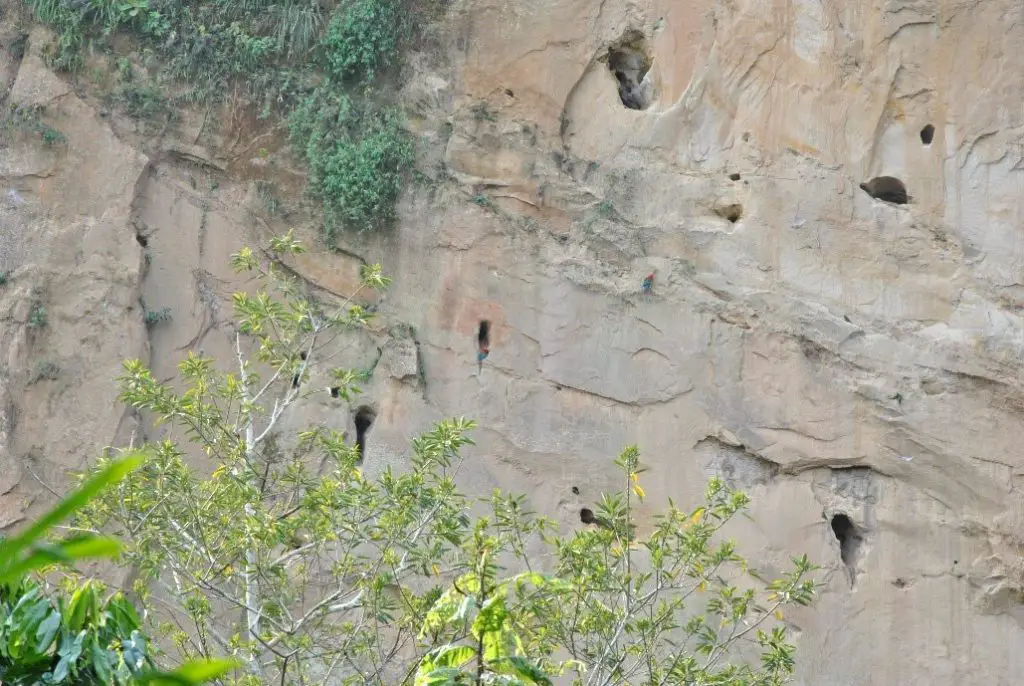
[
  {"left": 135, "top": 233, "right": 148, "bottom": 248},
  {"left": 728, "top": 173, "right": 741, "bottom": 181},
  {"left": 329, "top": 387, "right": 340, "bottom": 398},
  {"left": 716, "top": 203, "right": 743, "bottom": 223},
  {"left": 920, "top": 124, "right": 935, "bottom": 145},
  {"left": 477, "top": 320, "right": 491, "bottom": 350},
  {"left": 571, "top": 486, "right": 580, "bottom": 495},
  {"left": 579, "top": 508, "right": 595, "bottom": 524},
  {"left": 354, "top": 406, "right": 376, "bottom": 463},
  {"left": 830, "top": 513, "right": 863, "bottom": 586},
  {"left": 859, "top": 176, "right": 908, "bottom": 205},
  {"left": 607, "top": 33, "right": 653, "bottom": 111}
]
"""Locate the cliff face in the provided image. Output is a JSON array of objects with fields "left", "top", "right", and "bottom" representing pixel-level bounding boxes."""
[{"left": 2, "top": 0, "right": 1024, "bottom": 683}]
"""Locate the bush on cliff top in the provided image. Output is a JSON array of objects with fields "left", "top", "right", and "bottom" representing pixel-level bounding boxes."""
[{"left": 26, "top": 0, "right": 419, "bottom": 239}]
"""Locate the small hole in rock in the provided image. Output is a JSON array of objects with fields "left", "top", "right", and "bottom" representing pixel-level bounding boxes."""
[
  {"left": 135, "top": 233, "right": 148, "bottom": 248},
  {"left": 729, "top": 173, "right": 741, "bottom": 181},
  {"left": 830, "top": 514, "right": 863, "bottom": 587},
  {"left": 859, "top": 176, "right": 908, "bottom": 204},
  {"left": 920, "top": 124, "right": 935, "bottom": 145},
  {"left": 354, "top": 406, "right": 376, "bottom": 462},
  {"left": 742, "top": 132, "right": 751, "bottom": 142},
  {"left": 607, "top": 35, "right": 653, "bottom": 110},
  {"left": 477, "top": 320, "right": 491, "bottom": 348},
  {"left": 329, "top": 387, "right": 340, "bottom": 398},
  {"left": 579, "top": 508, "right": 595, "bottom": 524},
  {"left": 716, "top": 204, "right": 743, "bottom": 223},
  {"left": 505, "top": 88, "right": 514, "bottom": 98},
  {"left": 571, "top": 486, "right": 580, "bottom": 495}
]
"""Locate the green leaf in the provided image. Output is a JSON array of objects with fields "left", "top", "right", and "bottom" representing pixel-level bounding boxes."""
[
  {"left": 67, "top": 583, "right": 98, "bottom": 632},
  {"left": 472, "top": 595, "right": 508, "bottom": 640},
  {"left": 482, "top": 629, "right": 504, "bottom": 662},
  {"left": 53, "top": 631, "right": 84, "bottom": 682},
  {"left": 135, "top": 658, "right": 241, "bottom": 685},
  {"left": 90, "top": 634, "right": 112, "bottom": 683},
  {"left": 414, "top": 667, "right": 462, "bottom": 686},
  {"left": 501, "top": 656, "right": 553, "bottom": 685},
  {"left": 432, "top": 645, "right": 475, "bottom": 670},
  {"left": 34, "top": 609, "right": 60, "bottom": 652},
  {"left": 0, "top": 455, "right": 142, "bottom": 574},
  {"left": 0, "top": 536, "right": 123, "bottom": 585}
]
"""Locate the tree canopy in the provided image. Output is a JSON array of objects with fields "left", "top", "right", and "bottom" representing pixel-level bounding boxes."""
[{"left": 58, "top": 233, "right": 818, "bottom": 684}]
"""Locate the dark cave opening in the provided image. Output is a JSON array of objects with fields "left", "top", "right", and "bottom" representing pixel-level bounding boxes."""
[
  {"left": 859, "top": 176, "right": 908, "bottom": 204},
  {"left": 354, "top": 406, "right": 376, "bottom": 462},
  {"left": 716, "top": 203, "right": 743, "bottom": 223},
  {"left": 579, "top": 508, "right": 595, "bottom": 524},
  {"left": 830, "top": 513, "right": 864, "bottom": 587},
  {"left": 920, "top": 124, "right": 935, "bottom": 145},
  {"left": 608, "top": 37, "right": 653, "bottom": 111}
]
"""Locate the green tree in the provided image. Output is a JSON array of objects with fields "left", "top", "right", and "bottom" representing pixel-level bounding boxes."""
[
  {"left": 413, "top": 453, "right": 817, "bottom": 686},
  {"left": 77, "top": 234, "right": 818, "bottom": 684}
]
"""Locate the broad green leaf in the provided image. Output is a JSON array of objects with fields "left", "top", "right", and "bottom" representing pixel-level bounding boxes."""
[
  {"left": 432, "top": 644, "right": 475, "bottom": 670},
  {"left": 0, "top": 536, "right": 122, "bottom": 585},
  {"left": 482, "top": 628, "right": 504, "bottom": 662},
  {"left": 414, "top": 667, "right": 462, "bottom": 686},
  {"left": 0, "top": 455, "right": 142, "bottom": 571},
  {"left": 90, "top": 634, "right": 112, "bottom": 683},
  {"left": 34, "top": 609, "right": 60, "bottom": 652},
  {"left": 494, "top": 656, "right": 552, "bottom": 685},
  {"left": 135, "top": 658, "right": 241, "bottom": 684},
  {"left": 53, "top": 631, "right": 85, "bottom": 682},
  {"left": 67, "top": 583, "right": 98, "bottom": 632}
]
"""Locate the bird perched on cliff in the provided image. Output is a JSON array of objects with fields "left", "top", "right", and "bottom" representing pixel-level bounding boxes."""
[
  {"left": 614, "top": 70, "right": 644, "bottom": 110},
  {"left": 476, "top": 320, "right": 491, "bottom": 373},
  {"left": 641, "top": 272, "right": 655, "bottom": 294}
]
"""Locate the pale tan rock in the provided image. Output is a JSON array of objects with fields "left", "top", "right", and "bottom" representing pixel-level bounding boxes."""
[
  {"left": 7, "top": 0, "right": 1024, "bottom": 683},
  {"left": 0, "top": 26, "right": 149, "bottom": 513}
]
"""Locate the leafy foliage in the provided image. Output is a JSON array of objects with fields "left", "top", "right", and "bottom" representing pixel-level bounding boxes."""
[
  {"left": 144, "top": 307, "right": 173, "bottom": 328},
  {"left": 27, "top": 287, "right": 47, "bottom": 329},
  {"left": 289, "top": 91, "right": 413, "bottom": 235},
  {"left": 29, "top": 359, "right": 60, "bottom": 383},
  {"left": 0, "top": 104, "right": 66, "bottom": 146},
  {"left": 321, "top": 0, "right": 406, "bottom": 84},
  {"left": 0, "top": 578, "right": 152, "bottom": 684},
  {"left": 74, "top": 236, "right": 820, "bottom": 684},
  {"left": 414, "top": 451, "right": 818, "bottom": 686},
  {"left": 0, "top": 456, "right": 238, "bottom": 683},
  {"left": 26, "top": 0, "right": 420, "bottom": 238}
]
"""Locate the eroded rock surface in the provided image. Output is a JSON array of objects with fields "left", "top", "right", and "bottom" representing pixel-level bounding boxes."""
[
  {"left": 3, "top": 1, "right": 1024, "bottom": 684},
  {"left": 0, "top": 27, "right": 149, "bottom": 522},
  {"left": 370, "top": 0, "right": 1024, "bottom": 682}
]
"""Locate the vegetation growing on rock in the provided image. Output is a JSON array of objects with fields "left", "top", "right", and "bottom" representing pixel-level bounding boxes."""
[{"left": 26, "top": 0, "right": 424, "bottom": 239}]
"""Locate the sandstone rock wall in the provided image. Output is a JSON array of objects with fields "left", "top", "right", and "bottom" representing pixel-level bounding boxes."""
[
  {"left": 2, "top": 0, "right": 1024, "bottom": 684},
  {"left": 367, "top": 0, "right": 1024, "bottom": 682}
]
